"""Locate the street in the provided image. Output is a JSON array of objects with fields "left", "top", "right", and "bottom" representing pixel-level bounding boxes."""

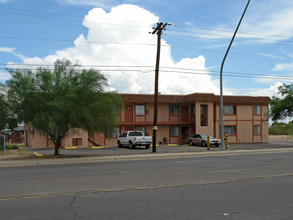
[{"left": 1, "top": 151, "right": 293, "bottom": 219}]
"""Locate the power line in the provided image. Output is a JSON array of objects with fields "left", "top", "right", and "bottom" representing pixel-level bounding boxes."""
[
  {"left": 0, "top": 7, "right": 154, "bottom": 27},
  {"left": 164, "top": 33, "right": 293, "bottom": 47},
  {"left": 2, "top": 65, "right": 292, "bottom": 81},
  {"left": 2, "top": 6, "right": 292, "bottom": 40},
  {"left": 2, "top": 63, "right": 292, "bottom": 79},
  {"left": 2, "top": 6, "right": 293, "bottom": 42},
  {"left": 173, "top": 24, "right": 293, "bottom": 40},
  {"left": 166, "top": 29, "right": 292, "bottom": 43},
  {"left": 0, "top": 35, "right": 157, "bottom": 46}
]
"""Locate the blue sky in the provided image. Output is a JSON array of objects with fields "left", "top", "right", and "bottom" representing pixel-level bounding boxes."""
[{"left": 1, "top": 0, "right": 293, "bottom": 97}]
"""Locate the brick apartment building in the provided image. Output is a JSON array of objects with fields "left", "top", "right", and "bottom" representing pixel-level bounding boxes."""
[{"left": 25, "top": 93, "right": 270, "bottom": 148}]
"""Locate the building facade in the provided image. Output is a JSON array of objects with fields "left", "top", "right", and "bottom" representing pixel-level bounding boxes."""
[
  {"left": 92, "top": 93, "right": 271, "bottom": 146},
  {"left": 24, "top": 93, "right": 270, "bottom": 148},
  {"left": 25, "top": 127, "right": 88, "bottom": 149}
]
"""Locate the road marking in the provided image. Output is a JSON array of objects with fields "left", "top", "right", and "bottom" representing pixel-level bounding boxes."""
[
  {"left": 172, "top": 160, "right": 205, "bottom": 164},
  {"left": 209, "top": 169, "right": 253, "bottom": 174}
]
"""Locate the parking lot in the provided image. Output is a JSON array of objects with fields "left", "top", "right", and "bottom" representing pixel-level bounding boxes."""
[{"left": 22, "top": 136, "right": 293, "bottom": 158}]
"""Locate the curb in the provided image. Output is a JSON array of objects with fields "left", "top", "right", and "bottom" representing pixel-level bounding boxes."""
[{"left": 0, "top": 148, "right": 293, "bottom": 168}]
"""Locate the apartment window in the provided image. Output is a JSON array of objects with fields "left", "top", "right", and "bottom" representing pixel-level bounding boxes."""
[
  {"left": 224, "top": 126, "right": 236, "bottom": 135},
  {"left": 254, "top": 125, "right": 261, "bottom": 135},
  {"left": 170, "top": 105, "right": 179, "bottom": 115},
  {"left": 136, "top": 127, "right": 145, "bottom": 135},
  {"left": 254, "top": 105, "right": 261, "bottom": 115},
  {"left": 200, "top": 104, "right": 208, "bottom": 126},
  {"left": 106, "top": 127, "right": 120, "bottom": 138},
  {"left": 170, "top": 126, "right": 179, "bottom": 136},
  {"left": 135, "top": 105, "right": 145, "bottom": 115},
  {"left": 224, "top": 105, "right": 236, "bottom": 115}
]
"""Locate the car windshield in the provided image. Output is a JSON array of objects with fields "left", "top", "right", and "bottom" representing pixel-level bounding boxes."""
[{"left": 201, "top": 134, "right": 214, "bottom": 139}]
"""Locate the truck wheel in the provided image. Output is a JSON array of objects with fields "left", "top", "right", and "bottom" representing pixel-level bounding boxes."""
[
  {"left": 145, "top": 144, "right": 150, "bottom": 149},
  {"left": 117, "top": 141, "right": 121, "bottom": 148},
  {"left": 129, "top": 141, "right": 134, "bottom": 149}
]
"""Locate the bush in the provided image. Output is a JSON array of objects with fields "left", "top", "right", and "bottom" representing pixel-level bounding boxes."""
[
  {"left": 270, "top": 122, "right": 293, "bottom": 135},
  {"left": 1, "top": 144, "right": 19, "bottom": 150}
]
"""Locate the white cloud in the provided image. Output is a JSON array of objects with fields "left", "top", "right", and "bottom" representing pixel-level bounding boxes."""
[
  {"left": 55, "top": 0, "right": 113, "bottom": 8},
  {"left": 242, "top": 0, "right": 293, "bottom": 42},
  {"left": 0, "top": 47, "right": 15, "bottom": 53},
  {"left": 193, "top": 0, "right": 293, "bottom": 45},
  {"left": 273, "top": 63, "right": 293, "bottom": 71},
  {"left": 0, "top": 0, "right": 10, "bottom": 3},
  {"left": 0, "top": 47, "right": 27, "bottom": 61},
  {"left": 246, "top": 82, "right": 283, "bottom": 97},
  {"left": 0, "top": 71, "right": 11, "bottom": 80},
  {"left": 19, "top": 4, "right": 221, "bottom": 95}
]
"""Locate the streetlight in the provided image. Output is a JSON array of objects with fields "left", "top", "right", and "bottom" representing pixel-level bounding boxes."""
[{"left": 220, "top": 0, "right": 251, "bottom": 150}]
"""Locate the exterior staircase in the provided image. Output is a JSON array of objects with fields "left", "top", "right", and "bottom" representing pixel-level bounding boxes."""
[
  {"left": 181, "top": 126, "right": 195, "bottom": 144},
  {"left": 88, "top": 137, "right": 101, "bottom": 146}
]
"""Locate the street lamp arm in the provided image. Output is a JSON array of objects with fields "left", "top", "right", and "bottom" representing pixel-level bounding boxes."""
[{"left": 220, "top": 0, "right": 251, "bottom": 150}]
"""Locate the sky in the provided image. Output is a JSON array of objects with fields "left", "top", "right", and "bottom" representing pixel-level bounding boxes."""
[{"left": 1, "top": 0, "right": 293, "bottom": 97}]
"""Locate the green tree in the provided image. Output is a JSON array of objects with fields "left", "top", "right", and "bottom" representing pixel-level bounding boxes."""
[
  {"left": 0, "top": 93, "right": 8, "bottom": 130},
  {"left": 6, "top": 59, "right": 123, "bottom": 155},
  {"left": 270, "top": 84, "right": 293, "bottom": 121}
]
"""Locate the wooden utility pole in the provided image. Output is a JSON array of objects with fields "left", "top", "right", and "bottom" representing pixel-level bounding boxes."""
[{"left": 151, "top": 22, "right": 168, "bottom": 152}]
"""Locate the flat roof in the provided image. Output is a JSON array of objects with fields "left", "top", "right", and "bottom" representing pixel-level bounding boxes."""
[{"left": 120, "top": 93, "right": 271, "bottom": 104}]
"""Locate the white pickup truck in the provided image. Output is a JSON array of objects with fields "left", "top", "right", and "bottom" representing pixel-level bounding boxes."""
[{"left": 117, "top": 131, "right": 152, "bottom": 149}]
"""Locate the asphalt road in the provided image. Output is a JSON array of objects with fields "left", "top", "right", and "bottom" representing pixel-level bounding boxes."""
[{"left": 1, "top": 152, "right": 293, "bottom": 219}]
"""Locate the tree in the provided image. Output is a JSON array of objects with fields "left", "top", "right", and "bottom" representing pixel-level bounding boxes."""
[
  {"left": 270, "top": 84, "right": 293, "bottom": 121},
  {"left": 0, "top": 93, "right": 8, "bottom": 131},
  {"left": 6, "top": 59, "right": 123, "bottom": 155}
]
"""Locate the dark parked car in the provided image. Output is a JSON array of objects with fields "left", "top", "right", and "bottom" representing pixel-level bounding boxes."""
[{"left": 188, "top": 134, "right": 221, "bottom": 147}]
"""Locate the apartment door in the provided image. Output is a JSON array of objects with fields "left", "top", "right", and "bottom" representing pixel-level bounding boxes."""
[
  {"left": 181, "top": 105, "right": 188, "bottom": 122},
  {"left": 125, "top": 105, "right": 133, "bottom": 122}
]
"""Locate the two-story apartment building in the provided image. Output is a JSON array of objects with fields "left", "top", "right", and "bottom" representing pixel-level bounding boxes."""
[
  {"left": 24, "top": 92, "right": 270, "bottom": 148},
  {"left": 92, "top": 93, "right": 271, "bottom": 146}
]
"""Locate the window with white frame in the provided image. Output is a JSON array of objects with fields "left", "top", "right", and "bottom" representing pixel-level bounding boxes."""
[
  {"left": 254, "top": 105, "right": 261, "bottom": 115},
  {"left": 254, "top": 125, "right": 261, "bottom": 135},
  {"left": 106, "top": 127, "right": 120, "bottom": 138},
  {"left": 224, "top": 105, "right": 236, "bottom": 114},
  {"left": 224, "top": 126, "right": 236, "bottom": 135},
  {"left": 170, "top": 105, "right": 179, "bottom": 115},
  {"left": 170, "top": 126, "right": 179, "bottom": 136},
  {"left": 135, "top": 105, "right": 145, "bottom": 115}
]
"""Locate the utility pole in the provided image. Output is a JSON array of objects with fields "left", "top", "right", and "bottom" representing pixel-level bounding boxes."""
[
  {"left": 151, "top": 22, "right": 168, "bottom": 153},
  {"left": 220, "top": 0, "right": 250, "bottom": 150}
]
